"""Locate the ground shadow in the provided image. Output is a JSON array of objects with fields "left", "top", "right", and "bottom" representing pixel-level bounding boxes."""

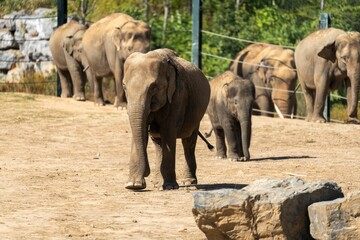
[
  {"left": 251, "top": 155, "right": 314, "bottom": 162},
  {"left": 191, "top": 183, "right": 248, "bottom": 191}
]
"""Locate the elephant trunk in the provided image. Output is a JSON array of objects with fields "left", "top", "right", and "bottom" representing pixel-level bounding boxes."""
[
  {"left": 347, "top": 71, "right": 360, "bottom": 119},
  {"left": 273, "top": 91, "right": 293, "bottom": 118},
  {"left": 240, "top": 120, "right": 251, "bottom": 160},
  {"left": 127, "top": 104, "right": 150, "bottom": 179}
]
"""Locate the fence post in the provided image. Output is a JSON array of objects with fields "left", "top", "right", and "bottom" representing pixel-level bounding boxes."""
[
  {"left": 56, "top": 0, "right": 68, "bottom": 97},
  {"left": 319, "top": 12, "right": 331, "bottom": 122},
  {"left": 192, "top": 0, "right": 202, "bottom": 69}
]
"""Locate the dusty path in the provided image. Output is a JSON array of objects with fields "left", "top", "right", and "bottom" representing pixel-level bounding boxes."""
[{"left": 0, "top": 93, "right": 359, "bottom": 239}]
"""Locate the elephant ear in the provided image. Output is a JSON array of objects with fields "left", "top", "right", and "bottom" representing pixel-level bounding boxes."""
[
  {"left": 222, "top": 83, "right": 230, "bottom": 107},
  {"left": 318, "top": 41, "right": 336, "bottom": 63},
  {"left": 257, "top": 60, "right": 269, "bottom": 83},
  {"left": 112, "top": 27, "right": 122, "bottom": 51},
  {"left": 63, "top": 35, "right": 74, "bottom": 56},
  {"left": 166, "top": 58, "right": 177, "bottom": 103}
]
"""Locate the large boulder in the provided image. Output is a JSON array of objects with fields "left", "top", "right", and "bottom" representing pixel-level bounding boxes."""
[
  {"left": 0, "top": 8, "right": 56, "bottom": 82},
  {"left": 192, "top": 177, "right": 344, "bottom": 240},
  {"left": 309, "top": 191, "right": 360, "bottom": 240}
]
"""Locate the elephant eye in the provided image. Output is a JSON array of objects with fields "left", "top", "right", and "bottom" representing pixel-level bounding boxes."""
[{"left": 122, "top": 83, "right": 126, "bottom": 91}]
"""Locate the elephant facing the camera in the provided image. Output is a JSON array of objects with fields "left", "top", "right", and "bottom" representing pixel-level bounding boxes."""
[
  {"left": 230, "top": 43, "right": 297, "bottom": 118},
  {"left": 123, "top": 49, "right": 210, "bottom": 190},
  {"left": 82, "top": 13, "right": 151, "bottom": 107},
  {"left": 49, "top": 20, "right": 93, "bottom": 100},
  {"left": 295, "top": 27, "right": 360, "bottom": 123},
  {"left": 207, "top": 71, "right": 255, "bottom": 161}
]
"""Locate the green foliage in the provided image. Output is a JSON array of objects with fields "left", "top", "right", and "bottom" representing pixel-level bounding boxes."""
[{"left": 0, "top": 0, "right": 55, "bottom": 16}]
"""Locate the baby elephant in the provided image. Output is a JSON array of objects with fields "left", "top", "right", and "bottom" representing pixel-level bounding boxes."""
[{"left": 207, "top": 71, "right": 255, "bottom": 161}]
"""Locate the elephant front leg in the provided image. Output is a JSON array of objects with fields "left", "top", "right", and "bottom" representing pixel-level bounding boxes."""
[
  {"left": 72, "top": 71, "right": 86, "bottom": 101},
  {"left": 114, "top": 59, "right": 127, "bottom": 109},
  {"left": 224, "top": 120, "right": 242, "bottom": 161},
  {"left": 125, "top": 138, "right": 150, "bottom": 190},
  {"left": 180, "top": 129, "right": 198, "bottom": 186}
]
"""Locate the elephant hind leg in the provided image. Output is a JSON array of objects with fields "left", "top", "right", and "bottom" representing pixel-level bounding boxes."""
[
  {"left": 180, "top": 129, "right": 199, "bottom": 186},
  {"left": 213, "top": 127, "right": 227, "bottom": 159},
  {"left": 58, "top": 69, "right": 73, "bottom": 98}
]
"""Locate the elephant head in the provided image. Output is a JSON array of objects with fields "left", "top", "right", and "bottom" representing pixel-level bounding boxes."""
[
  {"left": 256, "top": 50, "right": 297, "bottom": 117},
  {"left": 318, "top": 31, "right": 360, "bottom": 122},
  {"left": 223, "top": 78, "right": 255, "bottom": 160},
  {"left": 63, "top": 28, "right": 94, "bottom": 93},
  {"left": 111, "top": 20, "right": 151, "bottom": 59}
]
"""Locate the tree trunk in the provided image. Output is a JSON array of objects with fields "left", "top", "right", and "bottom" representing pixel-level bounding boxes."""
[{"left": 162, "top": 0, "right": 170, "bottom": 47}]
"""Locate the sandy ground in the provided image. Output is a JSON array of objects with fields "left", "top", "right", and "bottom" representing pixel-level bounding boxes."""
[{"left": 0, "top": 92, "right": 359, "bottom": 240}]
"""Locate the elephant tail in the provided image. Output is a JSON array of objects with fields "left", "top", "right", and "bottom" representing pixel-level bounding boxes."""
[{"left": 198, "top": 131, "right": 214, "bottom": 151}]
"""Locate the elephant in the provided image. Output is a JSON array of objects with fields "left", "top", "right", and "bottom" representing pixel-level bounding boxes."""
[
  {"left": 82, "top": 13, "right": 151, "bottom": 107},
  {"left": 49, "top": 19, "right": 93, "bottom": 100},
  {"left": 122, "top": 48, "right": 210, "bottom": 190},
  {"left": 207, "top": 71, "right": 255, "bottom": 161},
  {"left": 230, "top": 43, "right": 297, "bottom": 118},
  {"left": 295, "top": 27, "right": 360, "bottom": 123}
]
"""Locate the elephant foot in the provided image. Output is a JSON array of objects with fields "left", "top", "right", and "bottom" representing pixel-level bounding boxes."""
[
  {"left": 180, "top": 177, "right": 197, "bottom": 187},
  {"left": 215, "top": 153, "right": 226, "bottom": 159},
  {"left": 160, "top": 181, "right": 179, "bottom": 190},
  {"left": 312, "top": 116, "right": 326, "bottom": 123},
  {"left": 74, "top": 94, "right": 86, "bottom": 101},
  {"left": 93, "top": 97, "right": 105, "bottom": 106},
  {"left": 125, "top": 178, "right": 146, "bottom": 190},
  {"left": 344, "top": 117, "right": 360, "bottom": 124},
  {"left": 114, "top": 101, "right": 127, "bottom": 110},
  {"left": 61, "top": 93, "right": 72, "bottom": 98}
]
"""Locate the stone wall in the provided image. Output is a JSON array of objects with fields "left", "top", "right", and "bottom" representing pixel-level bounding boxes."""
[{"left": 0, "top": 8, "right": 57, "bottom": 82}]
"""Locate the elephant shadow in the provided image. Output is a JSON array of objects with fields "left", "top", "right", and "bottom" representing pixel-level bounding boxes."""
[
  {"left": 250, "top": 155, "right": 314, "bottom": 161},
  {"left": 191, "top": 183, "right": 248, "bottom": 191}
]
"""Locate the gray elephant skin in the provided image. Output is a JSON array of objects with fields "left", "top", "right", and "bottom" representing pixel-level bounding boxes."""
[
  {"left": 49, "top": 20, "right": 93, "bottom": 100},
  {"left": 82, "top": 13, "right": 151, "bottom": 107},
  {"left": 295, "top": 27, "right": 360, "bottom": 123},
  {"left": 230, "top": 43, "right": 297, "bottom": 118},
  {"left": 207, "top": 71, "right": 255, "bottom": 161},
  {"left": 123, "top": 49, "right": 210, "bottom": 190}
]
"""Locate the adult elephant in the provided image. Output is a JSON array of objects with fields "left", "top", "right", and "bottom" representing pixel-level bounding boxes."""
[
  {"left": 207, "top": 71, "right": 255, "bottom": 161},
  {"left": 82, "top": 13, "right": 151, "bottom": 107},
  {"left": 123, "top": 49, "right": 210, "bottom": 190},
  {"left": 230, "top": 43, "right": 297, "bottom": 118},
  {"left": 49, "top": 19, "right": 93, "bottom": 100},
  {"left": 295, "top": 28, "right": 360, "bottom": 123}
]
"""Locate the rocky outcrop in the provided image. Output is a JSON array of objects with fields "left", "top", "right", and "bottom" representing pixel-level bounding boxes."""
[
  {"left": 0, "top": 8, "right": 57, "bottom": 82},
  {"left": 309, "top": 191, "right": 360, "bottom": 240},
  {"left": 192, "top": 177, "right": 344, "bottom": 240}
]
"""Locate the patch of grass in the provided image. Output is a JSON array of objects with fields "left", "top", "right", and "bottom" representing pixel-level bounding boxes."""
[{"left": 0, "top": 72, "right": 57, "bottom": 96}]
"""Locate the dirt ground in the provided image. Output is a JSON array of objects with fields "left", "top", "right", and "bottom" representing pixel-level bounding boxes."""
[{"left": 0, "top": 92, "right": 359, "bottom": 240}]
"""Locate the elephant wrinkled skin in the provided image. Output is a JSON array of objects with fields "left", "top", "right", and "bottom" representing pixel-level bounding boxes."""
[
  {"left": 207, "top": 71, "right": 255, "bottom": 161},
  {"left": 49, "top": 20, "right": 93, "bottom": 100},
  {"left": 123, "top": 49, "right": 210, "bottom": 190},
  {"left": 295, "top": 27, "right": 360, "bottom": 123},
  {"left": 230, "top": 43, "right": 297, "bottom": 118},
  {"left": 82, "top": 13, "right": 151, "bottom": 107}
]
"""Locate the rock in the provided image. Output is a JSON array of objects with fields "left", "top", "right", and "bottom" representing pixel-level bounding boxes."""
[
  {"left": 309, "top": 191, "right": 360, "bottom": 240},
  {"left": 192, "top": 177, "right": 344, "bottom": 240},
  {"left": 2, "top": 10, "right": 26, "bottom": 31},
  {"left": 0, "top": 50, "right": 19, "bottom": 70},
  {"left": 0, "top": 29, "right": 18, "bottom": 49}
]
